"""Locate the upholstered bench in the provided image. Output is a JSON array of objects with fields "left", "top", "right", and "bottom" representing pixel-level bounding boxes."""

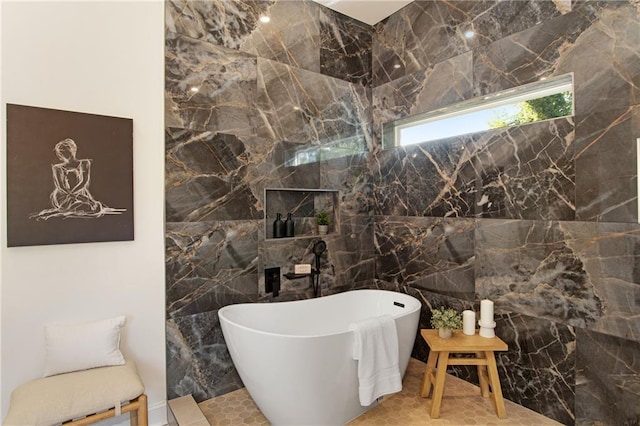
[
  {"left": 4, "top": 316, "right": 146, "bottom": 426},
  {"left": 4, "top": 360, "right": 147, "bottom": 426}
]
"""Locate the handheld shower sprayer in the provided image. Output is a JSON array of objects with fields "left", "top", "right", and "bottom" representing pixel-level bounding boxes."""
[
  {"left": 311, "top": 240, "right": 326, "bottom": 297},
  {"left": 313, "top": 239, "right": 326, "bottom": 271}
]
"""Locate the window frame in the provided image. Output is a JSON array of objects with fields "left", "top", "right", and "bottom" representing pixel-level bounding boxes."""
[{"left": 383, "top": 73, "right": 574, "bottom": 149}]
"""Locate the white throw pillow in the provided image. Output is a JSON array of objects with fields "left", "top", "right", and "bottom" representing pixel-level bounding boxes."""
[{"left": 43, "top": 315, "right": 126, "bottom": 377}]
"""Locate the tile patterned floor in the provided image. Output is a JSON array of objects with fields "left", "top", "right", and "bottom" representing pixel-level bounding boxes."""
[{"left": 199, "top": 358, "right": 562, "bottom": 425}]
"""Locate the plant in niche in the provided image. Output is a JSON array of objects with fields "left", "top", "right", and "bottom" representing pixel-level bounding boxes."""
[
  {"left": 430, "top": 307, "right": 462, "bottom": 336},
  {"left": 316, "top": 210, "right": 331, "bottom": 235},
  {"left": 316, "top": 210, "right": 331, "bottom": 225}
]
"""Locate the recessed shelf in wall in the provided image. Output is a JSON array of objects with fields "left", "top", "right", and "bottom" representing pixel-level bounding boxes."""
[{"left": 265, "top": 188, "right": 340, "bottom": 240}]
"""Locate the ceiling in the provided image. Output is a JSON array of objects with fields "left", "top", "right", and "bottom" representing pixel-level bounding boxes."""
[{"left": 311, "top": 0, "right": 414, "bottom": 25}]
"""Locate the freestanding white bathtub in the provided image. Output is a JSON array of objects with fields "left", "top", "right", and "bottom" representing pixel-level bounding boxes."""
[{"left": 218, "top": 289, "right": 421, "bottom": 425}]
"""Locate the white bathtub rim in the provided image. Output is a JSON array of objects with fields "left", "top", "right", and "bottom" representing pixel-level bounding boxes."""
[{"left": 218, "top": 289, "right": 421, "bottom": 339}]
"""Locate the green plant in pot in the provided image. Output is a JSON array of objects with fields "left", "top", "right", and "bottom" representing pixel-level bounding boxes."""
[
  {"left": 430, "top": 307, "right": 463, "bottom": 339},
  {"left": 316, "top": 210, "right": 331, "bottom": 235}
]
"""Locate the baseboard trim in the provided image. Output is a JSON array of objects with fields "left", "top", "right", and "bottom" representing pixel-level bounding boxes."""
[{"left": 148, "top": 400, "right": 168, "bottom": 426}]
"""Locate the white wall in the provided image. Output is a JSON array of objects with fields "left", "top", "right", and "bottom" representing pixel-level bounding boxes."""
[{"left": 0, "top": 1, "right": 167, "bottom": 424}]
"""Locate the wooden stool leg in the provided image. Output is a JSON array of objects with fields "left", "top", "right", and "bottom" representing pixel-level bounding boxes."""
[
  {"left": 421, "top": 349, "right": 438, "bottom": 398},
  {"left": 485, "top": 351, "right": 507, "bottom": 419},
  {"left": 476, "top": 352, "right": 490, "bottom": 398},
  {"left": 430, "top": 351, "right": 449, "bottom": 419}
]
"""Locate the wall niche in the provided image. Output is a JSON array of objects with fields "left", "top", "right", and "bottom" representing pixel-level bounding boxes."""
[{"left": 265, "top": 188, "right": 340, "bottom": 240}]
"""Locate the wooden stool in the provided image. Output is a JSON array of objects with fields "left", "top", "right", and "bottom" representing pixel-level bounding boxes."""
[{"left": 419, "top": 329, "right": 508, "bottom": 419}]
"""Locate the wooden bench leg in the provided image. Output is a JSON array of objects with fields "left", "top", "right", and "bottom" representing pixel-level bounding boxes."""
[
  {"left": 131, "top": 394, "right": 148, "bottom": 426},
  {"left": 430, "top": 351, "right": 449, "bottom": 419},
  {"left": 420, "top": 349, "right": 438, "bottom": 398},
  {"left": 485, "top": 351, "right": 507, "bottom": 419}
]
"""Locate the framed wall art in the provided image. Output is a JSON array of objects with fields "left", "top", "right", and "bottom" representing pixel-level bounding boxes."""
[{"left": 6, "top": 104, "right": 134, "bottom": 247}]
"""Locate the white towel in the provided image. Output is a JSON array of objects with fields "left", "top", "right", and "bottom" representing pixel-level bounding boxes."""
[{"left": 349, "top": 314, "right": 402, "bottom": 406}]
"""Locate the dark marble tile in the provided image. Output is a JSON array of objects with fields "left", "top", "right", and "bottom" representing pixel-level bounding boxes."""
[
  {"left": 239, "top": 0, "right": 321, "bottom": 72},
  {"left": 576, "top": 328, "right": 640, "bottom": 426},
  {"left": 165, "top": 128, "right": 261, "bottom": 222},
  {"left": 332, "top": 216, "right": 376, "bottom": 287},
  {"left": 375, "top": 216, "right": 476, "bottom": 301},
  {"left": 405, "top": 137, "right": 477, "bottom": 218},
  {"left": 475, "top": 220, "right": 640, "bottom": 340},
  {"left": 469, "top": 0, "right": 571, "bottom": 41},
  {"left": 559, "top": 2, "right": 640, "bottom": 116},
  {"left": 373, "top": 0, "right": 475, "bottom": 87},
  {"left": 369, "top": 147, "right": 407, "bottom": 216},
  {"left": 166, "top": 0, "right": 274, "bottom": 51},
  {"left": 477, "top": 218, "right": 640, "bottom": 339},
  {"left": 578, "top": 221, "right": 640, "bottom": 341},
  {"left": 256, "top": 58, "right": 370, "bottom": 146},
  {"left": 475, "top": 220, "right": 604, "bottom": 329},
  {"left": 473, "top": 10, "right": 592, "bottom": 96},
  {"left": 165, "top": 32, "right": 258, "bottom": 134},
  {"left": 321, "top": 153, "right": 372, "bottom": 217},
  {"left": 166, "top": 310, "right": 242, "bottom": 402},
  {"left": 319, "top": 7, "right": 372, "bottom": 87},
  {"left": 575, "top": 106, "right": 639, "bottom": 223},
  {"left": 166, "top": 221, "right": 259, "bottom": 318},
  {"left": 373, "top": 0, "right": 568, "bottom": 87},
  {"left": 495, "top": 313, "right": 576, "bottom": 425},
  {"left": 472, "top": 119, "right": 575, "bottom": 221},
  {"left": 477, "top": 218, "right": 640, "bottom": 341}
]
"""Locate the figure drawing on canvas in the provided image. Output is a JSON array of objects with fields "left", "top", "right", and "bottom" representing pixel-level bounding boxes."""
[
  {"left": 31, "top": 138, "right": 126, "bottom": 220},
  {"left": 6, "top": 103, "right": 134, "bottom": 247}
]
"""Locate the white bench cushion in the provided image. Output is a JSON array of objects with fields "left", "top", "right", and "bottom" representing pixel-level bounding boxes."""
[{"left": 4, "top": 360, "right": 144, "bottom": 426}]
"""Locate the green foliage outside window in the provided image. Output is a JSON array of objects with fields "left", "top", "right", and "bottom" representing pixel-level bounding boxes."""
[{"left": 488, "top": 91, "right": 573, "bottom": 128}]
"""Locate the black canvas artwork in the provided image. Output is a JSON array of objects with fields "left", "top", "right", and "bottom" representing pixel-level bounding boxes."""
[{"left": 6, "top": 104, "right": 134, "bottom": 247}]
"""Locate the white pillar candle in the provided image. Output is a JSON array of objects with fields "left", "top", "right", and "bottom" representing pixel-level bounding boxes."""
[
  {"left": 480, "top": 299, "right": 494, "bottom": 325},
  {"left": 462, "top": 310, "right": 475, "bottom": 335}
]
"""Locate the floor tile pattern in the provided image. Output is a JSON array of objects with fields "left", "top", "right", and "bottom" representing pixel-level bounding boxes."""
[{"left": 199, "top": 358, "right": 562, "bottom": 425}]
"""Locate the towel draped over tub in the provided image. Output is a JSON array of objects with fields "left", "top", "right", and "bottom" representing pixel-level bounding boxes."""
[{"left": 349, "top": 314, "right": 402, "bottom": 406}]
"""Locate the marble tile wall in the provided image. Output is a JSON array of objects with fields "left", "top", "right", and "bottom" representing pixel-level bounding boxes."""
[
  {"left": 165, "top": 0, "right": 374, "bottom": 402},
  {"left": 372, "top": 1, "right": 640, "bottom": 425},
  {"left": 165, "top": 0, "right": 639, "bottom": 424}
]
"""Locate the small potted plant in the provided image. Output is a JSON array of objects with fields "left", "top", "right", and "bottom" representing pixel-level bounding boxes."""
[
  {"left": 316, "top": 210, "right": 331, "bottom": 235},
  {"left": 430, "top": 307, "right": 463, "bottom": 339}
]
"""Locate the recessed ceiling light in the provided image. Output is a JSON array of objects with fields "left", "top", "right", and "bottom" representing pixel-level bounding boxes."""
[{"left": 259, "top": 15, "right": 271, "bottom": 23}]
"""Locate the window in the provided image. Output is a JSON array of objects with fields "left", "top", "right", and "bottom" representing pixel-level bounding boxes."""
[
  {"left": 285, "top": 135, "right": 366, "bottom": 167},
  {"left": 382, "top": 74, "right": 574, "bottom": 149}
]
